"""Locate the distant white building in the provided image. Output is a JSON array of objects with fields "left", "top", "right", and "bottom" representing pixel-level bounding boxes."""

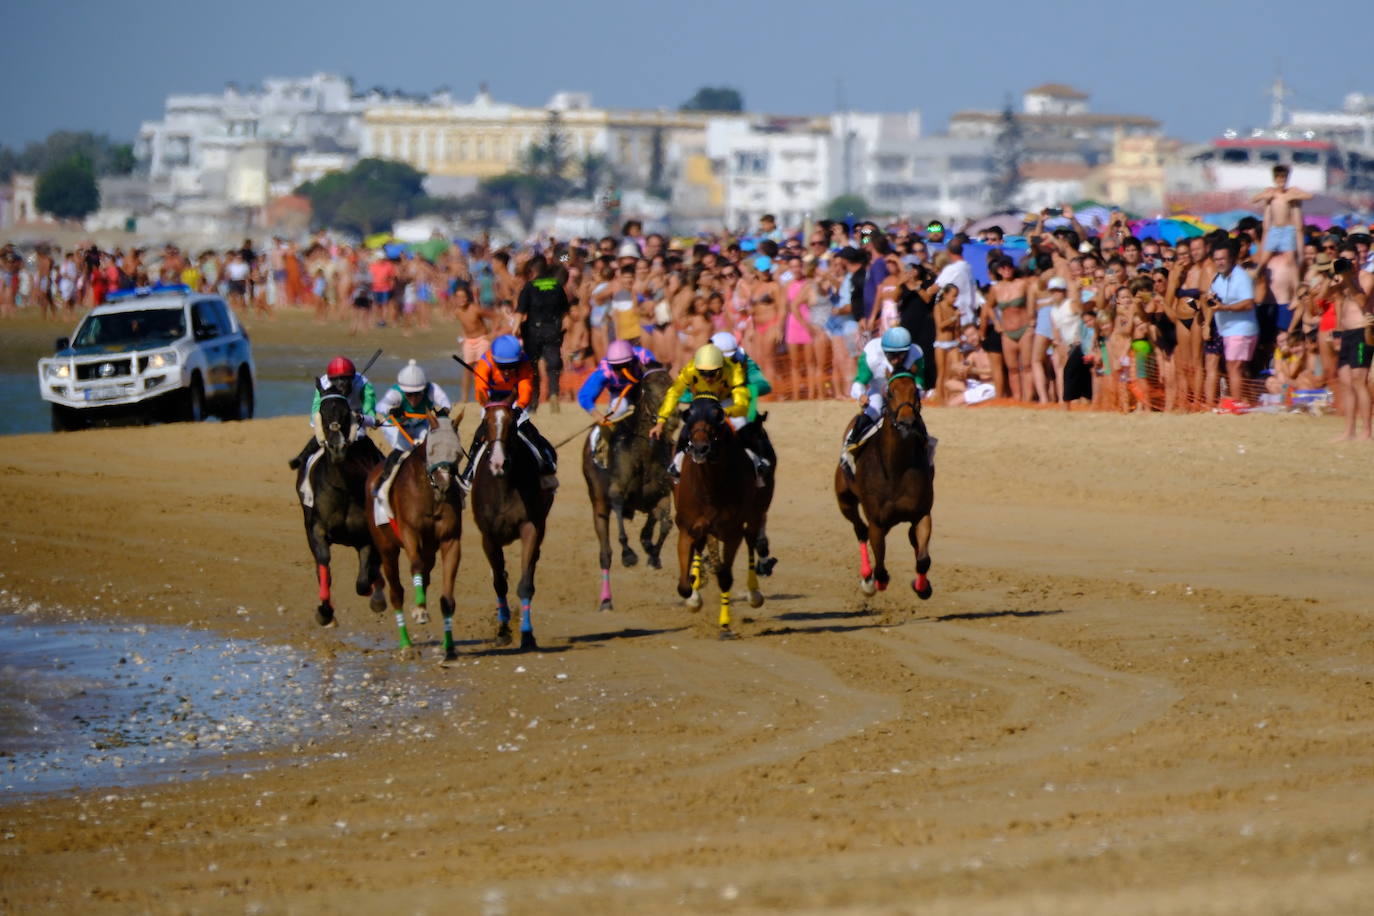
[{"left": 134, "top": 73, "right": 386, "bottom": 234}]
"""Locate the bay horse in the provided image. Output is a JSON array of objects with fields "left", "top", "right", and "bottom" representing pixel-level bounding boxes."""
[
  {"left": 672, "top": 397, "right": 775, "bottom": 639},
  {"left": 470, "top": 401, "right": 555, "bottom": 650},
  {"left": 366, "top": 410, "right": 465, "bottom": 658},
  {"left": 581, "top": 366, "right": 675, "bottom": 611},
  {"left": 834, "top": 371, "right": 935, "bottom": 598},
  {"left": 294, "top": 384, "right": 386, "bottom": 628}
]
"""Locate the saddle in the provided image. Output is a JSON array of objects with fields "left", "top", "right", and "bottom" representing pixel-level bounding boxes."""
[{"left": 297, "top": 448, "right": 325, "bottom": 508}]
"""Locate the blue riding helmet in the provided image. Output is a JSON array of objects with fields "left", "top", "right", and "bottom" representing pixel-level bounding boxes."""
[
  {"left": 491, "top": 334, "right": 524, "bottom": 364},
  {"left": 881, "top": 326, "right": 913, "bottom": 353}
]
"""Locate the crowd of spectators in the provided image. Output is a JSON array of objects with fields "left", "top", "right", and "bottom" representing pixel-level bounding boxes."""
[{"left": 5, "top": 178, "right": 1372, "bottom": 435}]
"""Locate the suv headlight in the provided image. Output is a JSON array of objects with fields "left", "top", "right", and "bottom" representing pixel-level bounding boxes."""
[
  {"left": 146, "top": 351, "right": 179, "bottom": 370},
  {"left": 44, "top": 363, "right": 70, "bottom": 379}
]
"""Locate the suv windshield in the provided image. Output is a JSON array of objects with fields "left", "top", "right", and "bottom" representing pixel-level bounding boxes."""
[{"left": 72, "top": 308, "right": 185, "bottom": 348}]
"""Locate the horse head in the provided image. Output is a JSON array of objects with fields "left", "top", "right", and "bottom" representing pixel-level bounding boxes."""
[
  {"left": 484, "top": 400, "right": 516, "bottom": 477},
  {"left": 317, "top": 389, "right": 354, "bottom": 462},
  {"left": 425, "top": 408, "right": 464, "bottom": 499},
  {"left": 684, "top": 396, "right": 727, "bottom": 465},
  {"left": 885, "top": 373, "right": 922, "bottom": 439}
]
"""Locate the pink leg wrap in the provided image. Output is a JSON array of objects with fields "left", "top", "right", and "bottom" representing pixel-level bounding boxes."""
[
  {"left": 317, "top": 564, "right": 331, "bottom": 602},
  {"left": 599, "top": 569, "right": 612, "bottom": 603},
  {"left": 859, "top": 543, "right": 872, "bottom": 580}
]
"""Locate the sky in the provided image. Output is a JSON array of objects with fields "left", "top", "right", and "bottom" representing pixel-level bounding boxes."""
[{"left": 3, "top": 0, "right": 1367, "bottom": 148}]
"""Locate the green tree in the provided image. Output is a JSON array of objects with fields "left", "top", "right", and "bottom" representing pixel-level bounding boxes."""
[
  {"left": 478, "top": 172, "right": 561, "bottom": 233},
  {"left": 823, "top": 194, "right": 870, "bottom": 221},
  {"left": 296, "top": 158, "right": 429, "bottom": 234},
  {"left": 0, "top": 131, "right": 135, "bottom": 182},
  {"left": 36, "top": 155, "right": 100, "bottom": 221},
  {"left": 989, "top": 97, "right": 1024, "bottom": 212},
  {"left": 680, "top": 86, "right": 744, "bottom": 112},
  {"left": 576, "top": 153, "right": 611, "bottom": 198}
]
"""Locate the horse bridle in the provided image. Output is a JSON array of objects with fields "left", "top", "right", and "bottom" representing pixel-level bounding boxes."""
[
  {"left": 885, "top": 372, "right": 921, "bottom": 428},
  {"left": 318, "top": 391, "right": 353, "bottom": 448}
]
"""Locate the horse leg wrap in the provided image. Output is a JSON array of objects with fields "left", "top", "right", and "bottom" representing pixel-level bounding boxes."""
[
  {"left": 442, "top": 614, "right": 454, "bottom": 654},
  {"left": 747, "top": 558, "right": 759, "bottom": 594},
  {"left": 719, "top": 591, "right": 731, "bottom": 629},
  {"left": 599, "top": 569, "right": 612, "bottom": 603},
  {"left": 395, "top": 611, "right": 413, "bottom": 649},
  {"left": 520, "top": 600, "right": 533, "bottom": 634},
  {"left": 412, "top": 573, "right": 426, "bottom": 608},
  {"left": 317, "top": 564, "right": 331, "bottom": 602},
  {"left": 691, "top": 553, "right": 703, "bottom": 591},
  {"left": 914, "top": 573, "right": 930, "bottom": 592},
  {"left": 859, "top": 543, "right": 872, "bottom": 580},
  {"left": 497, "top": 599, "right": 510, "bottom": 625}
]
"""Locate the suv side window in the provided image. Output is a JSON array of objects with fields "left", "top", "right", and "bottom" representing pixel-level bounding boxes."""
[
  {"left": 192, "top": 302, "right": 222, "bottom": 340},
  {"left": 210, "top": 300, "right": 235, "bottom": 336}
]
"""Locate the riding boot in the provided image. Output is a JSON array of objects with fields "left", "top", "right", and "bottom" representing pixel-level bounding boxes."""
[
  {"left": 288, "top": 437, "right": 319, "bottom": 470},
  {"left": 840, "top": 413, "right": 874, "bottom": 475}
]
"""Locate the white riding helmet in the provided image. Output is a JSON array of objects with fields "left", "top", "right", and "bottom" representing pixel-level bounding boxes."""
[
  {"left": 397, "top": 359, "right": 427, "bottom": 393},
  {"left": 710, "top": 331, "right": 739, "bottom": 359}
]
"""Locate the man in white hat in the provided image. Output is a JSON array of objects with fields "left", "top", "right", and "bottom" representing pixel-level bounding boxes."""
[{"left": 375, "top": 359, "right": 453, "bottom": 483}]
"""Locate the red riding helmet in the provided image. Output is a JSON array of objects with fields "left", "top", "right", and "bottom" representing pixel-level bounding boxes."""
[{"left": 326, "top": 356, "right": 356, "bottom": 379}]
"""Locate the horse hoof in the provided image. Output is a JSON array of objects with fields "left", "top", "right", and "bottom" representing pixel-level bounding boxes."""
[
  {"left": 860, "top": 577, "right": 877, "bottom": 597},
  {"left": 369, "top": 590, "right": 387, "bottom": 614},
  {"left": 685, "top": 591, "right": 702, "bottom": 611},
  {"left": 621, "top": 550, "right": 639, "bottom": 568},
  {"left": 756, "top": 557, "right": 778, "bottom": 577},
  {"left": 442, "top": 648, "right": 458, "bottom": 663},
  {"left": 875, "top": 578, "right": 889, "bottom": 593},
  {"left": 914, "top": 577, "right": 933, "bottom": 600},
  {"left": 599, "top": 599, "right": 614, "bottom": 613},
  {"left": 646, "top": 554, "right": 662, "bottom": 570},
  {"left": 315, "top": 603, "right": 334, "bottom": 627},
  {"left": 398, "top": 645, "right": 420, "bottom": 661},
  {"left": 519, "top": 632, "right": 539, "bottom": 652},
  {"left": 494, "top": 624, "right": 513, "bottom": 648},
  {"left": 411, "top": 607, "right": 429, "bottom": 625},
  {"left": 718, "top": 627, "right": 739, "bottom": 641},
  {"left": 748, "top": 590, "right": 765, "bottom": 609}
]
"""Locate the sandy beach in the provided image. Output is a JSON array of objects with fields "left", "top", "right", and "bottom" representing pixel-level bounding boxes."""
[{"left": 2, "top": 315, "right": 1373, "bottom": 913}]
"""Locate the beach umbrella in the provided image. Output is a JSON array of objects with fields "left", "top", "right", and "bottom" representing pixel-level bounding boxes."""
[
  {"left": 383, "top": 242, "right": 407, "bottom": 259},
  {"left": 416, "top": 238, "right": 450, "bottom": 262},
  {"left": 364, "top": 232, "right": 395, "bottom": 250},
  {"left": 964, "top": 212, "right": 1026, "bottom": 236},
  {"left": 1202, "top": 209, "right": 1258, "bottom": 230},
  {"left": 1133, "top": 218, "right": 1205, "bottom": 245}
]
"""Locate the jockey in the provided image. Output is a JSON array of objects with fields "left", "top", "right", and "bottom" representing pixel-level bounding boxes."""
[
  {"left": 841, "top": 326, "right": 928, "bottom": 472},
  {"left": 289, "top": 355, "right": 377, "bottom": 469},
  {"left": 374, "top": 359, "right": 452, "bottom": 481},
  {"left": 708, "top": 331, "right": 771, "bottom": 423},
  {"left": 650, "top": 343, "right": 751, "bottom": 479},
  {"left": 464, "top": 334, "right": 558, "bottom": 489},
  {"left": 578, "top": 339, "right": 656, "bottom": 468}
]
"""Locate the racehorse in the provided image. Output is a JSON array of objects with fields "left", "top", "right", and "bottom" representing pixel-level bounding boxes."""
[
  {"left": 671, "top": 397, "right": 775, "bottom": 638},
  {"left": 366, "top": 410, "right": 465, "bottom": 658},
  {"left": 294, "top": 383, "right": 386, "bottom": 628},
  {"left": 581, "top": 366, "right": 675, "bottom": 611},
  {"left": 470, "top": 401, "right": 555, "bottom": 650},
  {"left": 834, "top": 371, "right": 935, "bottom": 598}
]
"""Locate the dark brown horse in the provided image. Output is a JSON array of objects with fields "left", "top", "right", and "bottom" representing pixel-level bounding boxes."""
[
  {"left": 470, "top": 401, "right": 555, "bottom": 650},
  {"left": 366, "top": 411, "right": 465, "bottom": 658},
  {"left": 672, "top": 397, "right": 774, "bottom": 638},
  {"left": 582, "top": 367, "right": 675, "bottom": 611},
  {"left": 294, "top": 385, "right": 386, "bottom": 628},
  {"left": 834, "top": 372, "right": 935, "bottom": 598}
]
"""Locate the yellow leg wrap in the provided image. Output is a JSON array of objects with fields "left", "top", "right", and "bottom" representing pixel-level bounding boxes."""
[
  {"left": 747, "top": 558, "right": 759, "bottom": 594},
  {"left": 691, "top": 552, "right": 702, "bottom": 591},
  {"left": 719, "top": 590, "right": 731, "bottom": 629}
]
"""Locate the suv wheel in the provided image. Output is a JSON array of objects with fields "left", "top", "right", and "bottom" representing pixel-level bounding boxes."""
[
  {"left": 183, "top": 376, "right": 206, "bottom": 423},
  {"left": 228, "top": 370, "right": 254, "bottom": 421},
  {"left": 51, "top": 405, "right": 80, "bottom": 432}
]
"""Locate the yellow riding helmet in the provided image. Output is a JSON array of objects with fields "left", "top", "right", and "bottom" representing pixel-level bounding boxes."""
[{"left": 693, "top": 344, "right": 725, "bottom": 372}]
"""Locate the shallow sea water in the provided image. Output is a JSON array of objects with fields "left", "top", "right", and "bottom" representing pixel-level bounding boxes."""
[{"left": 0, "top": 602, "right": 445, "bottom": 796}]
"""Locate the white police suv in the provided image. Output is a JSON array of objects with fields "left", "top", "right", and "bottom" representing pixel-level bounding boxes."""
[{"left": 38, "top": 284, "right": 255, "bottom": 431}]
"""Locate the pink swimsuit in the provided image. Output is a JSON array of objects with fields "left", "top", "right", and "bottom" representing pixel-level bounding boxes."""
[{"left": 784, "top": 280, "right": 813, "bottom": 346}]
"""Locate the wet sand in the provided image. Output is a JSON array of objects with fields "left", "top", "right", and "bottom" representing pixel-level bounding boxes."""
[{"left": 2, "top": 317, "right": 1374, "bottom": 912}]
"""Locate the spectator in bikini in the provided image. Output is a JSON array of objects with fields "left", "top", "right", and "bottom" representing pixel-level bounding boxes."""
[
  {"left": 780, "top": 252, "right": 817, "bottom": 399},
  {"left": 747, "top": 255, "right": 783, "bottom": 391},
  {"left": 929, "top": 283, "right": 961, "bottom": 404},
  {"left": 984, "top": 256, "right": 1034, "bottom": 400}
]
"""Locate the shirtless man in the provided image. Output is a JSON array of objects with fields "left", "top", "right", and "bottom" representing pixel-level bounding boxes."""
[
  {"left": 33, "top": 245, "right": 55, "bottom": 320},
  {"left": 1254, "top": 165, "right": 1310, "bottom": 327},
  {"left": 1330, "top": 256, "right": 1374, "bottom": 440}
]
